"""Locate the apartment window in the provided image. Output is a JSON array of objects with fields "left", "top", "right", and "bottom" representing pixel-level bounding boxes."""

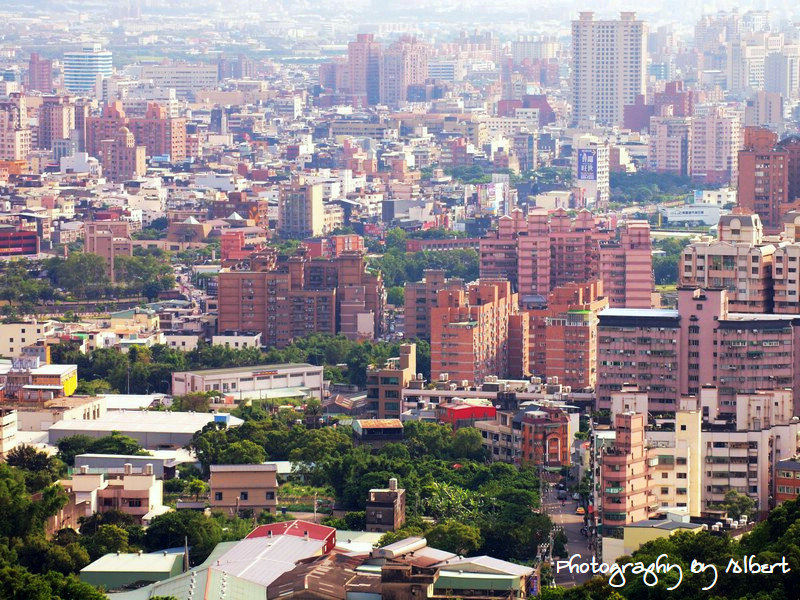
[
  {"left": 660, "top": 487, "right": 669, "bottom": 495},
  {"left": 266, "top": 491, "right": 275, "bottom": 500},
  {"left": 680, "top": 425, "right": 687, "bottom": 431},
  {"left": 677, "top": 473, "right": 687, "bottom": 479},
  {"left": 662, "top": 472, "right": 669, "bottom": 479},
  {"left": 214, "top": 492, "right": 223, "bottom": 501},
  {"left": 240, "top": 491, "right": 249, "bottom": 501},
  {"left": 128, "top": 499, "right": 142, "bottom": 507}
]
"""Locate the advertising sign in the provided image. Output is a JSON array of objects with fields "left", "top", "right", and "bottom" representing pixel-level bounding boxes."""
[{"left": 577, "top": 149, "right": 598, "bottom": 181}]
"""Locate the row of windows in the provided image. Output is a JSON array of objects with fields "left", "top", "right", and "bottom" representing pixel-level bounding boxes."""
[{"left": 214, "top": 491, "right": 275, "bottom": 501}]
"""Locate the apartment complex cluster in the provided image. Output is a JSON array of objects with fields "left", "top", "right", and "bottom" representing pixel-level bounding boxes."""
[{"left": 6, "top": 2, "right": 800, "bottom": 591}]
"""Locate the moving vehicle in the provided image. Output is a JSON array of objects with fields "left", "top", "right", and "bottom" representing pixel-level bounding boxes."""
[{"left": 576, "top": 506, "right": 586, "bottom": 515}]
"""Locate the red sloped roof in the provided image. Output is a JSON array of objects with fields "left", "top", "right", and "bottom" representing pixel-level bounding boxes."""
[{"left": 246, "top": 520, "right": 336, "bottom": 542}]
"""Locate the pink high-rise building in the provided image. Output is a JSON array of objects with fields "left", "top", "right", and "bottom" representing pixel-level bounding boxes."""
[
  {"left": 648, "top": 107, "right": 692, "bottom": 176},
  {"left": 348, "top": 34, "right": 383, "bottom": 106},
  {"left": 598, "top": 287, "right": 800, "bottom": 417},
  {"left": 600, "top": 412, "right": 655, "bottom": 536},
  {"left": 600, "top": 220, "right": 654, "bottom": 309},
  {"left": 690, "top": 105, "right": 742, "bottom": 185},
  {"left": 480, "top": 208, "right": 652, "bottom": 308},
  {"left": 381, "top": 37, "right": 429, "bottom": 107}
]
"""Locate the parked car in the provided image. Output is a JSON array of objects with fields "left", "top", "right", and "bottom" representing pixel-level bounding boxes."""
[{"left": 572, "top": 492, "right": 581, "bottom": 501}]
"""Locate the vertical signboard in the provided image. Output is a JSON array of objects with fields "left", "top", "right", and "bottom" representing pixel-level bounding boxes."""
[{"left": 577, "top": 148, "right": 598, "bottom": 181}]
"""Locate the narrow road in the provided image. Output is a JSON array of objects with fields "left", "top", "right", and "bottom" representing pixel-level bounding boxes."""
[{"left": 546, "top": 485, "right": 595, "bottom": 588}]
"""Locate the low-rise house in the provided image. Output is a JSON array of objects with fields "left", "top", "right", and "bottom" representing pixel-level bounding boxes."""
[
  {"left": 209, "top": 463, "right": 278, "bottom": 516},
  {"left": 80, "top": 551, "right": 184, "bottom": 591}
]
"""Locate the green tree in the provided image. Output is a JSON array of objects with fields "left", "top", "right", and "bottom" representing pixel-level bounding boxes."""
[
  {"left": 6, "top": 445, "right": 52, "bottom": 473},
  {"left": 219, "top": 440, "right": 267, "bottom": 465},
  {"left": 89, "top": 431, "right": 147, "bottom": 457},
  {"left": 144, "top": 511, "right": 223, "bottom": 564},
  {"left": 55, "top": 435, "right": 94, "bottom": 467},
  {"left": 188, "top": 479, "right": 208, "bottom": 501},
  {"left": 451, "top": 428, "right": 487, "bottom": 461},
  {"left": 713, "top": 489, "right": 757, "bottom": 520},
  {"left": 386, "top": 286, "right": 404, "bottom": 306},
  {"left": 46, "top": 253, "right": 110, "bottom": 298},
  {"left": 425, "top": 520, "right": 482, "bottom": 556}
]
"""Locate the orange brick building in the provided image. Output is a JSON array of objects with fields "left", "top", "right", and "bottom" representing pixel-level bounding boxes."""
[
  {"left": 526, "top": 280, "right": 608, "bottom": 390},
  {"left": 218, "top": 248, "right": 383, "bottom": 347},
  {"left": 519, "top": 405, "right": 570, "bottom": 466},
  {"left": 430, "top": 280, "right": 528, "bottom": 385},
  {"left": 775, "top": 458, "right": 800, "bottom": 505}
]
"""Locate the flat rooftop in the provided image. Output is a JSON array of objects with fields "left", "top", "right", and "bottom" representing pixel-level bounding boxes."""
[
  {"left": 599, "top": 308, "right": 680, "bottom": 318},
  {"left": 49, "top": 411, "right": 243, "bottom": 434},
  {"left": 81, "top": 552, "right": 182, "bottom": 574},
  {"left": 174, "top": 363, "right": 319, "bottom": 376}
]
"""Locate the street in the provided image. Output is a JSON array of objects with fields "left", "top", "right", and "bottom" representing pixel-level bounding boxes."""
[{"left": 545, "top": 485, "right": 595, "bottom": 588}]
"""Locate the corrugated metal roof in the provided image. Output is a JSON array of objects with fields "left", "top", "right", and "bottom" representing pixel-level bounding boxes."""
[
  {"left": 210, "top": 463, "right": 277, "bottom": 473},
  {"left": 211, "top": 535, "right": 325, "bottom": 587},
  {"left": 81, "top": 552, "right": 182, "bottom": 574},
  {"left": 435, "top": 555, "right": 533, "bottom": 576}
]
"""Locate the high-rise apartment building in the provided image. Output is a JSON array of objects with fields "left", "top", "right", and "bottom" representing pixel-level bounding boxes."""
[
  {"left": 380, "top": 37, "right": 428, "bottom": 107},
  {"left": 38, "top": 96, "right": 76, "bottom": 151},
  {"left": 278, "top": 177, "right": 324, "bottom": 238},
  {"left": 99, "top": 127, "right": 146, "bottom": 182},
  {"left": 0, "top": 97, "right": 31, "bottom": 161},
  {"left": 600, "top": 412, "right": 655, "bottom": 535},
  {"left": 87, "top": 101, "right": 186, "bottom": 161},
  {"left": 681, "top": 214, "right": 774, "bottom": 312},
  {"left": 63, "top": 44, "right": 113, "bottom": 95},
  {"left": 84, "top": 221, "right": 133, "bottom": 282},
  {"left": 765, "top": 47, "right": 800, "bottom": 99},
  {"left": 27, "top": 53, "right": 53, "bottom": 93},
  {"left": 571, "top": 12, "right": 646, "bottom": 126},
  {"left": 526, "top": 281, "right": 608, "bottom": 391},
  {"left": 480, "top": 208, "right": 652, "bottom": 308},
  {"left": 648, "top": 108, "right": 692, "bottom": 176},
  {"left": 691, "top": 105, "right": 743, "bottom": 185},
  {"left": 744, "top": 91, "right": 784, "bottom": 129},
  {"left": 85, "top": 102, "right": 126, "bottom": 157},
  {"left": 599, "top": 221, "right": 654, "bottom": 309},
  {"left": 348, "top": 34, "right": 383, "bottom": 106},
  {"left": 737, "top": 127, "right": 790, "bottom": 232},
  {"left": 430, "top": 280, "right": 528, "bottom": 385},
  {"left": 127, "top": 103, "right": 187, "bottom": 161},
  {"left": 598, "top": 288, "right": 800, "bottom": 417},
  {"left": 217, "top": 248, "right": 384, "bottom": 348},
  {"left": 403, "top": 270, "right": 464, "bottom": 341}
]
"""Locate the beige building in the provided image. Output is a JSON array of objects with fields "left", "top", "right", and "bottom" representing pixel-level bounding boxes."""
[
  {"left": 366, "top": 344, "right": 417, "bottom": 419},
  {"left": 571, "top": 11, "right": 646, "bottom": 126},
  {"left": 0, "top": 106, "right": 31, "bottom": 161},
  {"left": 681, "top": 214, "right": 775, "bottom": 312},
  {"left": 0, "top": 409, "right": 18, "bottom": 458},
  {"left": 278, "top": 177, "right": 324, "bottom": 238},
  {"left": 85, "top": 221, "right": 133, "bottom": 283},
  {"left": 209, "top": 464, "right": 278, "bottom": 515},
  {"left": 0, "top": 321, "right": 56, "bottom": 358},
  {"left": 60, "top": 463, "right": 165, "bottom": 524}
]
